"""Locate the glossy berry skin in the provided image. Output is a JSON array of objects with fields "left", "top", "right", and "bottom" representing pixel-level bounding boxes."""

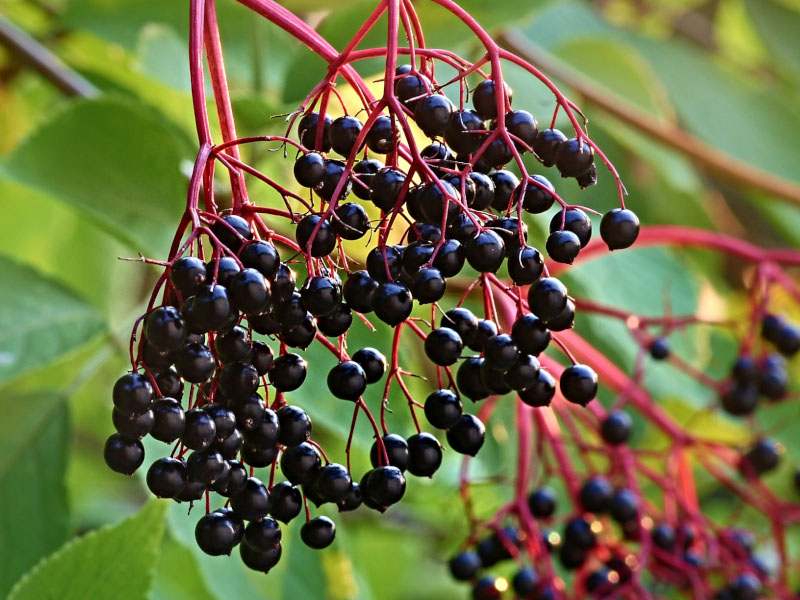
[
  {"left": 528, "top": 486, "right": 557, "bottom": 518},
  {"left": 170, "top": 256, "right": 206, "bottom": 297},
  {"left": 301, "top": 516, "right": 336, "bottom": 549},
  {"left": 211, "top": 214, "right": 253, "bottom": 254},
  {"left": 483, "top": 334, "right": 519, "bottom": 372},
  {"left": 189, "top": 284, "right": 235, "bottom": 334},
  {"left": 394, "top": 72, "right": 430, "bottom": 109},
  {"left": 299, "top": 276, "right": 340, "bottom": 317},
  {"left": 151, "top": 397, "right": 185, "bottom": 443},
  {"left": 512, "top": 567, "right": 539, "bottom": 596},
  {"left": 546, "top": 230, "right": 582, "bottom": 264},
  {"left": 649, "top": 337, "right": 670, "bottom": 360},
  {"left": 174, "top": 342, "right": 216, "bottom": 384},
  {"left": 580, "top": 476, "right": 613, "bottom": 513},
  {"left": 364, "top": 466, "right": 406, "bottom": 508},
  {"left": 317, "top": 160, "right": 352, "bottom": 201},
  {"left": 555, "top": 137, "right": 594, "bottom": 177},
  {"left": 203, "top": 404, "right": 236, "bottom": 444},
  {"left": 370, "top": 167, "right": 407, "bottom": 211},
  {"left": 250, "top": 342, "right": 273, "bottom": 377},
  {"left": 369, "top": 433, "right": 409, "bottom": 471},
  {"left": 219, "top": 361, "right": 259, "bottom": 400},
  {"left": 520, "top": 174, "right": 556, "bottom": 214},
  {"left": 181, "top": 409, "right": 217, "bottom": 451},
  {"left": 487, "top": 217, "right": 527, "bottom": 256},
  {"left": 341, "top": 271, "right": 378, "bottom": 314},
  {"left": 528, "top": 277, "right": 569, "bottom": 321},
  {"left": 449, "top": 551, "right": 481, "bottom": 581},
  {"left": 295, "top": 214, "right": 337, "bottom": 257},
  {"left": 350, "top": 348, "right": 386, "bottom": 384},
  {"left": 205, "top": 256, "right": 240, "bottom": 288},
  {"left": 543, "top": 299, "right": 575, "bottom": 332},
  {"left": 240, "top": 541, "right": 282, "bottom": 573},
  {"left": 154, "top": 366, "right": 182, "bottom": 398},
  {"left": 276, "top": 405, "right": 312, "bottom": 446},
  {"left": 243, "top": 517, "right": 281, "bottom": 553},
  {"left": 424, "top": 327, "right": 463, "bottom": 367},
  {"left": 481, "top": 361, "right": 512, "bottom": 396},
  {"left": 440, "top": 307, "right": 478, "bottom": 347},
  {"left": 549, "top": 208, "right": 592, "bottom": 247},
  {"left": 230, "top": 392, "right": 266, "bottom": 432},
  {"left": 406, "top": 432, "right": 443, "bottom": 477},
  {"left": 565, "top": 517, "right": 596, "bottom": 550},
  {"left": 424, "top": 389, "right": 463, "bottom": 430},
  {"left": 411, "top": 267, "right": 446, "bottom": 304},
  {"left": 230, "top": 477, "right": 271, "bottom": 521},
  {"left": 467, "top": 171, "right": 494, "bottom": 211},
  {"left": 414, "top": 94, "right": 454, "bottom": 137},
  {"left": 269, "top": 482, "right": 303, "bottom": 523},
  {"left": 503, "top": 354, "right": 540, "bottom": 391},
  {"left": 112, "top": 407, "right": 154, "bottom": 440},
  {"left": 518, "top": 369, "right": 557, "bottom": 407},
  {"left": 601, "top": 410, "right": 632, "bottom": 445},
  {"left": 367, "top": 245, "right": 405, "bottom": 283},
  {"left": 175, "top": 479, "right": 206, "bottom": 503},
  {"left": 444, "top": 109, "right": 485, "bottom": 154},
  {"left": 600, "top": 208, "right": 640, "bottom": 250},
  {"left": 511, "top": 314, "right": 551, "bottom": 356},
  {"left": 186, "top": 449, "right": 225, "bottom": 485},
  {"left": 472, "top": 79, "right": 512, "bottom": 120},
  {"left": 465, "top": 229, "right": 506, "bottom": 273},
  {"left": 365, "top": 115, "right": 395, "bottom": 154},
  {"left": 333, "top": 202, "right": 369, "bottom": 241},
  {"left": 113, "top": 373, "right": 154, "bottom": 417},
  {"left": 508, "top": 246, "right": 544, "bottom": 286},
  {"left": 297, "top": 111, "right": 332, "bottom": 152},
  {"left": 328, "top": 115, "right": 363, "bottom": 156},
  {"left": 352, "top": 159, "right": 382, "bottom": 200},
  {"left": 214, "top": 460, "right": 248, "bottom": 496},
  {"left": 420, "top": 180, "right": 460, "bottom": 226},
  {"left": 505, "top": 109, "right": 538, "bottom": 149},
  {"left": 609, "top": 488, "right": 639, "bottom": 523},
  {"left": 742, "top": 439, "right": 780, "bottom": 476},
  {"left": 240, "top": 241, "right": 280, "bottom": 279},
  {"left": 317, "top": 303, "right": 352, "bottom": 337},
  {"left": 269, "top": 353, "right": 307, "bottom": 392},
  {"left": 489, "top": 169, "right": 520, "bottom": 211},
  {"left": 457, "top": 357, "right": 491, "bottom": 402},
  {"left": 447, "top": 414, "right": 486, "bottom": 456},
  {"left": 293, "top": 151, "right": 326, "bottom": 188},
  {"left": 103, "top": 433, "right": 144, "bottom": 475},
  {"left": 373, "top": 281, "right": 413, "bottom": 326},
  {"left": 560, "top": 364, "right": 598, "bottom": 406},
  {"left": 214, "top": 326, "right": 252, "bottom": 365},
  {"left": 420, "top": 141, "right": 456, "bottom": 175},
  {"left": 195, "top": 510, "right": 243, "bottom": 556},
  {"left": 327, "top": 361, "right": 367, "bottom": 401},
  {"left": 533, "top": 128, "right": 568, "bottom": 167},
  {"left": 482, "top": 138, "right": 513, "bottom": 168},
  {"left": 229, "top": 268, "right": 270, "bottom": 315},
  {"left": 144, "top": 306, "right": 186, "bottom": 351},
  {"left": 316, "top": 463, "right": 353, "bottom": 504}
]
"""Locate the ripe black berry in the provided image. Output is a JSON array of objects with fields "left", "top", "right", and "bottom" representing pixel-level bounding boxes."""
[
  {"left": 446, "top": 413, "right": 485, "bottom": 456},
  {"left": 543, "top": 299, "right": 575, "bottom": 332},
  {"left": 424, "top": 389, "right": 463, "bottom": 429},
  {"left": 294, "top": 151, "right": 326, "bottom": 188},
  {"left": 555, "top": 137, "right": 594, "bottom": 177},
  {"left": 600, "top": 208, "right": 640, "bottom": 250},
  {"left": 449, "top": 551, "right": 481, "bottom": 581},
  {"left": 251, "top": 341, "right": 274, "bottom": 376},
  {"left": 601, "top": 410, "right": 632, "bottom": 445},
  {"left": 205, "top": 256, "right": 240, "bottom": 288},
  {"left": 174, "top": 342, "right": 216, "bottom": 383},
  {"left": 373, "top": 281, "right": 413, "bottom": 326},
  {"left": 483, "top": 333, "right": 519, "bottom": 372},
  {"left": 327, "top": 361, "right": 367, "bottom": 401},
  {"left": 269, "top": 353, "right": 307, "bottom": 392},
  {"left": 406, "top": 432, "right": 443, "bottom": 477},
  {"left": 508, "top": 246, "right": 544, "bottom": 286},
  {"left": 316, "top": 159, "right": 352, "bottom": 201},
  {"left": 113, "top": 373, "right": 154, "bottom": 417},
  {"left": 300, "top": 276, "right": 341, "bottom": 317},
  {"left": 473, "top": 79, "right": 511, "bottom": 120},
  {"left": 503, "top": 354, "right": 540, "bottom": 391},
  {"left": 195, "top": 510, "right": 243, "bottom": 556},
  {"left": 472, "top": 577, "right": 503, "bottom": 600},
  {"left": 295, "top": 214, "right": 337, "bottom": 257},
  {"left": 457, "top": 357, "right": 491, "bottom": 401},
  {"left": 365, "top": 115, "right": 395, "bottom": 154},
  {"left": 112, "top": 407, "right": 154, "bottom": 440},
  {"left": 511, "top": 314, "right": 551, "bottom": 356},
  {"left": 211, "top": 214, "right": 253, "bottom": 254},
  {"left": 190, "top": 284, "right": 233, "bottom": 333},
  {"left": 230, "top": 477, "right": 271, "bottom": 521},
  {"left": 560, "top": 364, "right": 598, "bottom": 406},
  {"left": 424, "top": 327, "right": 463, "bottom": 366},
  {"left": 276, "top": 405, "right": 312, "bottom": 446},
  {"left": 239, "top": 540, "right": 282, "bottom": 573},
  {"left": 186, "top": 448, "right": 225, "bottom": 485},
  {"left": 420, "top": 180, "right": 460, "bottom": 225},
  {"left": 504, "top": 109, "right": 538, "bottom": 150},
  {"left": 204, "top": 403, "right": 237, "bottom": 443},
  {"left": 367, "top": 245, "right": 404, "bottom": 283},
  {"left": 649, "top": 337, "right": 670, "bottom": 360},
  {"left": 370, "top": 167, "right": 407, "bottom": 212},
  {"left": 328, "top": 115, "right": 363, "bottom": 156},
  {"left": 742, "top": 439, "right": 780, "bottom": 476},
  {"left": 609, "top": 488, "right": 639, "bottom": 523},
  {"left": 489, "top": 169, "right": 520, "bottom": 211},
  {"left": 533, "top": 128, "right": 567, "bottom": 167},
  {"left": 518, "top": 369, "right": 556, "bottom": 407},
  {"left": 564, "top": 516, "right": 596, "bottom": 550},
  {"left": 243, "top": 517, "right": 281, "bottom": 552},
  {"left": 333, "top": 202, "right": 369, "bottom": 240},
  {"left": 103, "top": 433, "right": 144, "bottom": 475},
  {"left": 352, "top": 158, "right": 382, "bottom": 200},
  {"left": 528, "top": 486, "right": 556, "bottom": 518},
  {"left": 414, "top": 94, "right": 454, "bottom": 137},
  {"left": 214, "top": 460, "right": 248, "bottom": 496},
  {"left": 214, "top": 326, "right": 252, "bottom": 364},
  {"left": 487, "top": 216, "right": 527, "bottom": 256},
  {"left": 240, "top": 241, "right": 280, "bottom": 279},
  {"left": 370, "top": 433, "right": 409, "bottom": 470},
  {"left": 219, "top": 361, "right": 259, "bottom": 399},
  {"left": 300, "top": 516, "right": 336, "bottom": 549},
  {"left": 444, "top": 109, "right": 485, "bottom": 154},
  {"left": 512, "top": 567, "right": 539, "bottom": 596},
  {"left": 580, "top": 476, "right": 612, "bottom": 513},
  {"left": 269, "top": 482, "right": 303, "bottom": 523},
  {"left": 411, "top": 267, "right": 446, "bottom": 304},
  {"left": 316, "top": 463, "right": 353, "bottom": 504},
  {"left": 465, "top": 229, "right": 505, "bottom": 273},
  {"left": 528, "top": 277, "right": 568, "bottom": 321},
  {"left": 317, "top": 303, "right": 352, "bottom": 337},
  {"left": 151, "top": 397, "right": 185, "bottom": 442},
  {"left": 170, "top": 256, "right": 206, "bottom": 297},
  {"left": 549, "top": 208, "right": 592, "bottom": 247},
  {"left": 546, "top": 229, "right": 581, "bottom": 264},
  {"left": 144, "top": 306, "right": 186, "bottom": 352},
  {"left": 395, "top": 72, "right": 430, "bottom": 109},
  {"left": 363, "top": 466, "right": 406, "bottom": 508},
  {"left": 483, "top": 138, "right": 513, "bottom": 168},
  {"left": 351, "top": 348, "right": 386, "bottom": 384},
  {"left": 297, "top": 111, "right": 332, "bottom": 152},
  {"left": 182, "top": 408, "right": 217, "bottom": 450},
  {"left": 230, "top": 392, "right": 266, "bottom": 432}
]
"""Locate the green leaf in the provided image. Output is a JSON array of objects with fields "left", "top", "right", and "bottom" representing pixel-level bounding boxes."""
[
  {"left": 745, "top": 0, "right": 800, "bottom": 79},
  {"left": 0, "top": 97, "right": 192, "bottom": 256},
  {"left": 0, "top": 257, "right": 105, "bottom": 384},
  {"left": 8, "top": 500, "right": 167, "bottom": 600},
  {"left": 151, "top": 533, "right": 217, "bottom": 600},
  {"left": 0, "top": 392, "right": 70, "bottom": 597}
]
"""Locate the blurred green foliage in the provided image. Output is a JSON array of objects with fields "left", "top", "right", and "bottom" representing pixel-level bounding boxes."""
[{"left": 1, "top": 0, "right": 800, "bottom": 598}]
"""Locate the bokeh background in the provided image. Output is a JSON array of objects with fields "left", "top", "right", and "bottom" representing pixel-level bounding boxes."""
[{"left": 1, "top": 0, "right": 800, "bottom": 598}]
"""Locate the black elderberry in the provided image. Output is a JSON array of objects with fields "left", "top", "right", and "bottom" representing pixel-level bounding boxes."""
[
  {"left": 244, "top": 407, "right": 280, "bottom": 447},
  {"left": 365, "top": 115, "right": 395, "bottom": 154},
  {"left": 204, "top": 403, "right": 237, "bottom": 443},
  {"left": 373, "top": 281, "right": 413, "bottom": 326},
  {"left": 170, "top": 256, "right": 206, "bottom": 297},
  {"left": 316, "top": 463, "right": 353, "bottom": 504},
  {"left": 420, "top": 141, "right": 456, "bottom": 176},
  {"left": 175, "top": 342, "right": 217, "bottom": 384},
  {"left": 278, "top": 313, "right": 317, "bottom": 350},
  {"left": 457, "top": 357, "right": 491, "bottom": 401},
  {"left": 370, "top": 433, "right": 409, "bottom": 471},
  {"left": 249, "top": 311, "right": 282, "bottom": 336},
  {"left": 609, "top": 488, "right": 639, "bottom": 523},
  {"left": 337, "top": 482, "right": 363, "bottom": 512},
  {"left": 447, "top": 414, "right": 485, "bottom": 456},
  {"left": 186, "top": 448, "right": 225, "bottom": 485},
  {"left": 424, "top": 389, "right": 463, "bottom": 430},
  {"left": 510, "top": 316, "right": 549, "bottom": 357},
  {"left": 276, "top": 404, "right": 312, "bottom": 446},
  {"left": 722, "top": 384, "right": 759, "bottom": 416},
  {"left": 487, "top": 216, "right": 527, "bottom": 256},
  {"left": 269, "top": 482, "right": 303, "bottom": 523},
  {"left": 406, "top": 222, "right": 442, "bottom": 245},
  {"left": 406, "top": 432, "right": 443, "bottom": 477},
  {"left": 366, "top": 245, "right": 404, "bottom": 283},
  {"left": 432, "top": 239, "right": 465, "bottom": 278},
  {"left": 580, "top": 476, "right": 613, "bottom": 513},
  {"left": 414, "top": 93, "right": 454, "bottom": 137},
  {"left": 528, "top": 486, "right": 556, "bottom": 518},
  {"left": 243, "top": 517, "right": 281, "bottom": 553},
  {"left": 144, "top": 306, "right": 186, "bottom": 352},
  {"left": 449, "top": 551, "right": 481, "bottom": 581},
  {"left": 489, "top": 169, "right": 520, "bottom": 211},
  {"left": 503, "top": 354, "right": 540, "bottom": 391},
  {"left": 776, "top": 322, "right": 800, "bottom": 357},
  {"left": 294, "top": 151, "right": 326, "bottom": 188},
  {"left": 300, "top": 276, "right": 341, "bottom": 317},
  {"left": 474, "top": 79, "right": 512, "bottom": 120},
  {"left": 269, "top": 353, "right": 307, "bottom": 392},
  {"left": 251, "top": 342, "right": 273, "bottom": 376},
  {"left": 113, "top": 373, "right": 154, "bottom": 417},
  {"left": 742, "top": 439, "right": 780, "bottom": 476},
  {"left": 483, "top": 334, "right": 519, "bottom": 372},
  {"left": 317, "top": 303, "right": 352, "bottom": 337},
  {"left": 480, "top": 360, "right": 513, "bottom": 396},
  {"left": 651, "top": 523, "right": 676, "bottom": 551},
  {"left": 727, "top": 573, "right": 761, "bottom": 600},
  {"left": 103, "top": 433, "right": 144, "bottom": 475},
  {"left": 230, "top": 477, "right": 271, "bottom": 521},
  {"left": 395, "top": 71, "right": 430, "bottom": 109},
  {"left": 508, "top": 246, "right": 544, "bottom": 286},
  {"left": 352, "top": 348, "right": 387, "bottom": 384},
  {"left": 601, "top": 410, "right": 632, "bottom": 445},
  {"left": 528, "top": 277, "right": 568, "bottom": 321},
  {"left": 420, "top": 180, "right": 461, "bottom": 226},
  {"left": 217, "top": 428, "right": 245, "bottom": 461},
  {"left": 370, "top": 167, "right": 407, "bottom": 212},
  {"left": 402, "top": 241, "right": 435, "bottom": 274},
  {"left": 205, "top": 256, "right": 240, "bottom": 288},
  {"left": 465, "top": 172, "right": 493, "bottom": 212},
  {"left": 444, "top": 109, "right": 485, "bottom": 154},
  {"left": 327, "top": 360, "right": 367, "bottom": 401},
  {"left": 424, "top": 327, "right": 463, "bottom": 367},
  {"left": 142, "top": 340, "right": 173, "bottom": 374},
  {"left": 483, "top": 137, "right": 513, "bottom": 168},
  {"left": 297, "top": 111, "right": 332, "bottom": 152},
  {"left": 649, "top": 337, "right": 670, "bottom": 360},
  {"left": 271, "top": 263, "right": 297, "bottom": 304},
  {"left": 230, "top": 392, "right": 266, "bottom": 432},
  {"left": 296, "top": 214, "right": 337, "bottom": 257},
  {"left": 564, "top": 516, "right": 596, "bottom": 550},
  {"left": 364, "top": 466, "right": 406, "bottom": 509},
  {"left": 546, "top": 229, "right": 581, "bottom": 264},
  {"left": 505, "top": 109, "right": 539, "bottom": 150},
  {"left": 182, "top": 408, "right": 217, "bottom": 450},
  {"left": 446, "top": 211, "right": 479, "bottom": 244},
  {"left": 600, "top": 208, "right": 640, "bottom": 250},
  {"left": 211, "top": 214, "right": 253, "bottom": 254},
  {"left": 352, "top": 158, "right": 383, "bottom": 200},
  {"left": 240, "top": 541, "right": 282, "bottom": 573},
  {"left": 465, "top": 229, "right": 506, "bottom": 273},
  {"left": 543, "top": 299, "right": 575, "bottom": 332},
  {"left": 214, "top": 460, "right": 248, "bottom": 497},
  {"left": 219, "top": 361, "right": 259, "bottom": 399},
  {"left": 518, "top": 369, "right": 557, "bottom": 407},
  {"left": 112, "top": 407, "right": 154, "bottom": 440},
  {"left": 555, "top": 137, "right": 594, "bottom": 178},
  {"left": 533, "top": 128, "right": 568, "bottom": 167},
  {"left": 175, "top": 479, "right": 206, "bottom": 503},
  {"left": 549, "top": 208, "right": 592, "bottom": 247},
  {"left": 512, "top": 567, "right": 539, "bottom": 596},
  {"left": 195, "top": 510, "right": 243, "bottom": 556},
  {"left": 472, "top": 577, "right": 504, "bottom": 600},
  {"left": 241, "top": 240, "right": 280, "bottom": 279},
  {"left": 440, "top": 307, "right": 478, "bottom": 346},
  {"left": 151, "top": 397, "right": 185, "bottom": 443},
  {"left": 214, "top": 326, "right": 252, "bottom": 365},
  {"left": 560, "top": 364, "right": 598, "bottom": 406},
  {"left": 333, "top": 202, "right": 369, "bottom": 241},
  {"left": 190, "top": 285, "right": 234, "bottom": 333},
  {"left": 559, "top": 543, "right": 588, "bottom": 570},
  {"left": 301, "top": 516, "right": 336, "bottom": 549},
  {"left": 317, "top": 159, "right": 352, "bottom": 201},
  {"left": 328, "top": 115, "right": 363, "bottom": 157},
  {"left": 519, "top": 175, "right": 555, "bottom": 215},
  {"left": 272, "top": 291, "right": 307, "bottom": 328}
]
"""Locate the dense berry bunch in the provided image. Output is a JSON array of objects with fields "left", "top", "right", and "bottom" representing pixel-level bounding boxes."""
[{"left": 103, "top": 0, "right": 800, "bottom": 595}]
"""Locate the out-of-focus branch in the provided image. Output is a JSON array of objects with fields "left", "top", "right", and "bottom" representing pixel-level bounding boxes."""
[
  {"left": 0, "top": 17, "right": 99, "bottom": 98},
  {"left": 499, "top": 30, "right": 800, "bottom": 206}
]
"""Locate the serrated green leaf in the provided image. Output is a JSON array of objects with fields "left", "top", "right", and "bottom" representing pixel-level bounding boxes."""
[
  {"left": 0, "top": 97, "right": 192, "bottom": 256},
  {"left": 0, "top": 392, "right": 70, "bottom": 597},
  {"left": 0, "top": 256, "right": 105, "bottom": 384},
  {"left": 8, "top": 500, "right": 167, "bottom": 600}
]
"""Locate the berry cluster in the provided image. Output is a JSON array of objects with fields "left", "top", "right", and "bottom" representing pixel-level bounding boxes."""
[{"left": 102, "top": 0, "right": 800, "bottom": 595}]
